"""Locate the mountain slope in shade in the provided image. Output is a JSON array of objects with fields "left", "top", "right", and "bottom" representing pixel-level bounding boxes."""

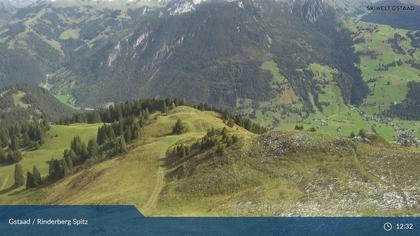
[
  {"left": 48, "top": 0, "right": 368, "bottom": 110},
  {"left": 0, "top": 85, "right": 75, "bottom": 123}
]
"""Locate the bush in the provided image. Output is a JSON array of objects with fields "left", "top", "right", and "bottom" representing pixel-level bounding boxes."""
[
  {"left": 173, "top": 119, "right": 188, "bottom": 135},
  {"left": 295, "top": 125, "right": 304, "bottom": 131},
  {"left": 358, "top": 129, "right": 367, "bottom": 138},
  {"left": 216, "top": 145, "right": 224, "bottom": 156}
]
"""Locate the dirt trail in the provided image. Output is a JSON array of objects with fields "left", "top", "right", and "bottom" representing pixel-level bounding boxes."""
[
  {"left": 143, "top": 168, "right": 165, "bottom": 213},
  {"left": 0, "top": 175, "right": 9, "bottom": 191}
]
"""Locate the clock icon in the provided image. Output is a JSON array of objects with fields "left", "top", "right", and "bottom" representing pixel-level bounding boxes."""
[{"left": 384, "top": 222, "right": 393, "bottom": 232}]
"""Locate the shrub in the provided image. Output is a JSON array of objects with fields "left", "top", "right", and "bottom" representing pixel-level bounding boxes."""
[{"left": 173, "top": 119, "right": 188, "bottom": 135}]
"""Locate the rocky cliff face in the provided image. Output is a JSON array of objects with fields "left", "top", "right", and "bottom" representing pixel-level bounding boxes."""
[{"left": 300, "top": 0, "right": 327, "bottom": 22}]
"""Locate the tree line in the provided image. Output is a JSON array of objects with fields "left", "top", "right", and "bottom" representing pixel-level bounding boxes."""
[
  {"left": 59, "top": 99, "right": 267, "bottom": 135},
  {"left": 58, "top": 98, "right": 184, "bottom": 125},
  {"left": 0, "top": 121, "right": 48, "bottom": 165},
  {"left": 194, "top": 102, "right": 268, "bottom": 134},
  {"left": 171, "top": 127, "right": 239, "bottom": 158}
]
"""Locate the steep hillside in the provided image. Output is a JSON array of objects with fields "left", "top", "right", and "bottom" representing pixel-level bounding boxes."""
[
  {"left": 0, "top": 106, "right": 418, "bottom": 216},
  {"left": 0, "top": 0, "right": 163, "bottom": 87},
  {"left": 0, "top": 0, "right": 368, "bottom": 112},
  {"left": 55, "top": 0, "right": 368, "bottom": 109},
  {"left": 0, "top": 85, "right": 75, "bottom": 124},
  {"left": 0, "top": 46, "right": 43, "bottom": 87}
]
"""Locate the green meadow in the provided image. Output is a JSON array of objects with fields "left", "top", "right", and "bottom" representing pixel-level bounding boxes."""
[{"left": 0, "top": 124, "right": 99, "bottom": 190}]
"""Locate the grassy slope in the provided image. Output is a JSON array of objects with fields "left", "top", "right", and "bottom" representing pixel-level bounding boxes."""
[
  {"left": 0, "top": 106, "right": 252, "bottom": 211},
  {"left": 11, "top": 90, "right": 30, "bottom": 109},
  {"left": 0, "top": 124, "right": 99, "bottom": 191},
  {"left": 0, "top": 106, "right": 417, "bottom": 217}
]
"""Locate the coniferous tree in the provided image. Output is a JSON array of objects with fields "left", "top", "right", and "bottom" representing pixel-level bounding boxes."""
[
  {"left": 0, "top": 130, "right": 8, "bottom": 148},
  {"left": 119, "top": 137, "right": 128, "bottom": 153},
  {"left": 14, "top": 164, "right": 25, "bottom": 187},
  {"left": 124, "top": 126, "right": 132, "bottom": 142},
  {"left": 97, "top": 126, "right": 108, "bottom": 145},
  {"left": 132, "top": 123, "right": 140, "bottom": 139},
  {"left": 170, "top": 102, "right": 176, "bottom": 110},
  {"left": 10, "top": 135, "right": 19, "bottom": 150},
  {"left": 26, "top": 171, "right": 35, "bottom": 189},
  {"left": 70, "top": 136, "right": 88, "bottom": 163},
  {"left": 0, "top": 147, "right": 6, "bottom": 163},
  {"left": 144, "top": 108, "right": 150, "bottom": 120},
  {"left": 63, "top": 150, "right": 74, "bottom": 171},
  {"left": 22, "top": 132, "right": 32, "bottom": 148},
  {"left": 114, "top": 137, "right": 128, "bottom": 154},
  {"left": 7, "top": 149, "right": 22, "bottom": 163},
  {"left": 38, "top": 129, "right": 45, "bottom": 146},
  {"left": 87, "top": 111, "right": 102, "bottom": 124},
  {"left": 173, "top": 119, "right": 187, "bottom": 135},
  {"left": 48, "top": 159, "right": 64, "bottom": 180},
  {"left": 87, "top": 139, "right": 99, "bottom": 159},
  {"left": 107, "top": 127, "right": 116, "bottom": 143},
  {"left": 6, "top": 149, "right": 14, "bottom": 163},
  {"left": 32, "top": 166, "right": 42, "bottom": 186},
  {"left": 62, "top": 159, "right": 70, "bottom": 177}
]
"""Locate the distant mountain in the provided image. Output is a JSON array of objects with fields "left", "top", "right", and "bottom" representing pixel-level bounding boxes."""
[
  {"left": 0, "top": 0, "right": 367, "bottom": 111},
  {"left": 0, "top": 85, "right": 75, "bottom": 124}
]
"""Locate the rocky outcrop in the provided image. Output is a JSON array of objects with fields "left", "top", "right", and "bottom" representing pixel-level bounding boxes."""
[{"left": 300, "top": 0, "right": 327, "bottom": 23}]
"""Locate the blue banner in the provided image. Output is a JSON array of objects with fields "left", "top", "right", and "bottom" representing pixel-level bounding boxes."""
[{"left": 0, "top": 206, "right": 418, "bottom": 235}]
